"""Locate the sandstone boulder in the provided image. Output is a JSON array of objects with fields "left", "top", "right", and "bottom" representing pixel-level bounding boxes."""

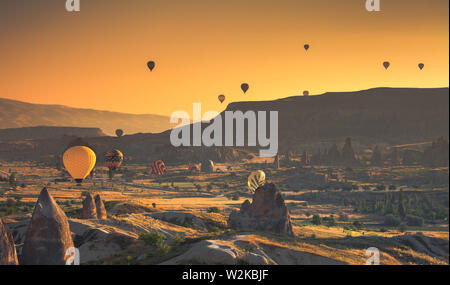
[
  {"left": 0, "top": 218, "right": 18, "bottom": 265},
  {"left": 21, "top": 188, "right": 74, "bottom": 265},
  {"left": 81, "top": 193, "right": 97, "bottom": 219},
  {"left": 228, "top": 183, "right": 294, "bottom": 236},
  {"left": 94, "top": 194, "right": 107, "bottom": 219}
]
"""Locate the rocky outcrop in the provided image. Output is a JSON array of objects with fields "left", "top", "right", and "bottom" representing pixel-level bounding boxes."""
[
  {"left": 401, "top": 149, "right": 422, "bottom": 165},
  {"left": 148, "top": 212, "right": 207, "bottom": 230},
  {"left": 371, "top": 146, "right": 383, "bottom": 166},
  {"left": 423, "top": 137, "right": 449, "bottom": 166},
  {"left": 94, "top": 195, "right": 107, "bottom": 219},
  {"left": 0, "top": 218, "right": 18, "bottom": 265},
  {"left": 21, "top": 188, "right": 74, "bottom": 265},
  {"left": 342, "top": 138, "right": 359, "bottom": 165},
  {"left": 161, "top": 235, "right": 347, "bottom": 265},
  {"left": 201, "top": 160, "right": 215, "bottom": 173},
  {"left": 386, "top": 148, "right": 401, "bottom": 165},
  {"left": 327, "top": 144, "right": 341, "bottom": 164},
  {"left": 397, "top": 234, "right": 449, "bottom": 259},
  {"left": 81, "top": 194, "right": 97, "bottom": 219},
  {"left": 228, "top": 183, "right": 294, "bottom": 236}
]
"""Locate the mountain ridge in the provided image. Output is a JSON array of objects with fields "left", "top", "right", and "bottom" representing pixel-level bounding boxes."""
[{"left": 0, "top": 97, "right": 174, "bottom": 136}]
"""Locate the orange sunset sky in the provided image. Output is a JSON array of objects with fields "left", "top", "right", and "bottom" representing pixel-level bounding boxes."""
[{"left": 0, "top": 0, "right": 448, "bottom": 117}]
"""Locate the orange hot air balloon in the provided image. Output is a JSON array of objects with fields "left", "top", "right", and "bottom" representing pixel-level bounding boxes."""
[
  {"left": 63, "top": 146, "right": 96, "bottom": 184},
  {"left": 218, "top": 94, "right": 226, "bottom": 103},
  {"left": 105, "top": 149, "right": 124, "bottom": 171}
]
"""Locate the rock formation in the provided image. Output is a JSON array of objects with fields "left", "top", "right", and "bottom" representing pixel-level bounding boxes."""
[
  {"left": 301, "top": 151, "right": 311, "bottom": 165},
  {"left": 342, "top": 137, "right": 359, "bottom": 165},
  {"left": 201, "top": 160, "right": 215, "bottom": 173},
  {"left": 0, "top": 218, "right": 18, "bottom": 265},
  {"left": 423, "top": 137, "right": 449, "bottom": 166},
  {"left": 81, "top": 193, "right": 97, "bottom": 219},
  {"left": 274, "top": 154, "right": 280, "bottom": 169},
  {"left": 94, "top": 194, "right": 107, "bottom": 219},
  {"left": 401, "top": 149, "right": 422, "bottom": 165},
  {"left": 21, "top": 188, "right": 74, "bottom": 265},
  {"left": 371, "top": 146, "right": 383, "bottom": 166},
  {"left": 386, "top": 148, "right": 401, "bottom": 165},
  {"left": 327, "top": 144, "right": 341, "bottom": 164},
  {"left": 228, "top": 183, "right": 294, "bottom": 236}
]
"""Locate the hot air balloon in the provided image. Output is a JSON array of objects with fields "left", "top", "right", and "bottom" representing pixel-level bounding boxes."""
[
  {"left": 218, "top": 94, "right": 225, "bottom": 103},
  {"left": 304, "top": 44, "right": 310, "bottom": 51},
  {"left": 418, "top": 63, "right": 424, "bottom": 70},
  {"left": 303, "top": 90, "right": 310, "bottom": 96},
  {"left": 241, "top": 83, "right": 249, "bottom": 94},
  {"left": 115, "top": 129, "right": 124, "bottom": 138},
  {"left": 147, "top": 61, "right": 156, "bottom": 71},
  {"left": 150, "top": 160, "right": 167, "bottom": 176},
  {"left": 248, "top": 170, "right": 266, "bottom": 192},
  {"left": 188, "top": 164, "right": 201, "bottom": 173},
  {"left": 383, "top": 61, "right": 390, "bottom": 70},
  {"left": 63, "top": 146, "right": 96, "bottom": 184},
  {"left": 105, "top": 149, "right": 124, "bottom": 171}
]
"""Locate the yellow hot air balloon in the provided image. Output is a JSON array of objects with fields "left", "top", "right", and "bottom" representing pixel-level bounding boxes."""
[
  {"left": 248, "top": 170, "right": 266, "bottom": 192},
  {"left": 63, "top": 146, "right": 96, "bottom": 184}
]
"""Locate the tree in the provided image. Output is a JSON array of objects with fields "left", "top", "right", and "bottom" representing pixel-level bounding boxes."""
[
  {"left": 8, "top": 173, "right": 18, "bottom": 189},
  {"left": 353, "top": 220, "right": 364, "bottom": 229},
  {"left": 312, "top": 214, "right": 322, "bottom": 225},
  {"left": 108, "top": 169, "right": 115, "bottom": 181}
]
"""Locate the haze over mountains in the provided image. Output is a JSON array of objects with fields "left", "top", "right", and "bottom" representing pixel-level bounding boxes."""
[{"left": 0, "top": 98, "right": 174, "bottom": 136}]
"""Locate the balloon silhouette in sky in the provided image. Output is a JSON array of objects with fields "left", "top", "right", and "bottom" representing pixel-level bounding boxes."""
[
  {"left": 303, "top": 90, "right": 310, "bottom": 96},
  {"left": 241, "top": 83, "right": 249, "bottom": 94},
  {"left": 218, "top": 94, "right": 225, "bottom": 103},
  {"left": 383, "top": 61, "right": 390, "bottom": 70},
  {"left": 63, "top": 146, "right": 96, "bottom": 184},
  {"left": 418, "top": 63, "right": 425, "bottom": 70},
  {"left": 304, "top": 44, "right": 310, "bottom": 51},
  {"left": 147, "top": 61, "right": 156, "bottom": 71},
  {"left": 115, "top": 129, "right": 124, "bottom": 138}
]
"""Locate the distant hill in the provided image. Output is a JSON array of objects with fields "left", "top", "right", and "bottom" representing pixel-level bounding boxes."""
[
  {"left": 0, "top": 98, "right": 174, "bottom": 136},
  {"left": 0, "top": 126, "right": 106, "bottom": 141},
  {"left": 0, "top": 87, "right": 448, "bottom": 163},
  {"left": 223, "top": 87, "right": 449, "bottom": 145}
]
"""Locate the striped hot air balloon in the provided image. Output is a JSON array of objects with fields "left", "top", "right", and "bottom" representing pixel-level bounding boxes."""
[
  {"left": 149, "top": 160, "right": 167, "bottom": 176},
  {"left": 105, "top": 149, "right": 124, "bottom": 171},
  {"left": 248, "top": 170, "right": 266, "bottom": 192}
]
